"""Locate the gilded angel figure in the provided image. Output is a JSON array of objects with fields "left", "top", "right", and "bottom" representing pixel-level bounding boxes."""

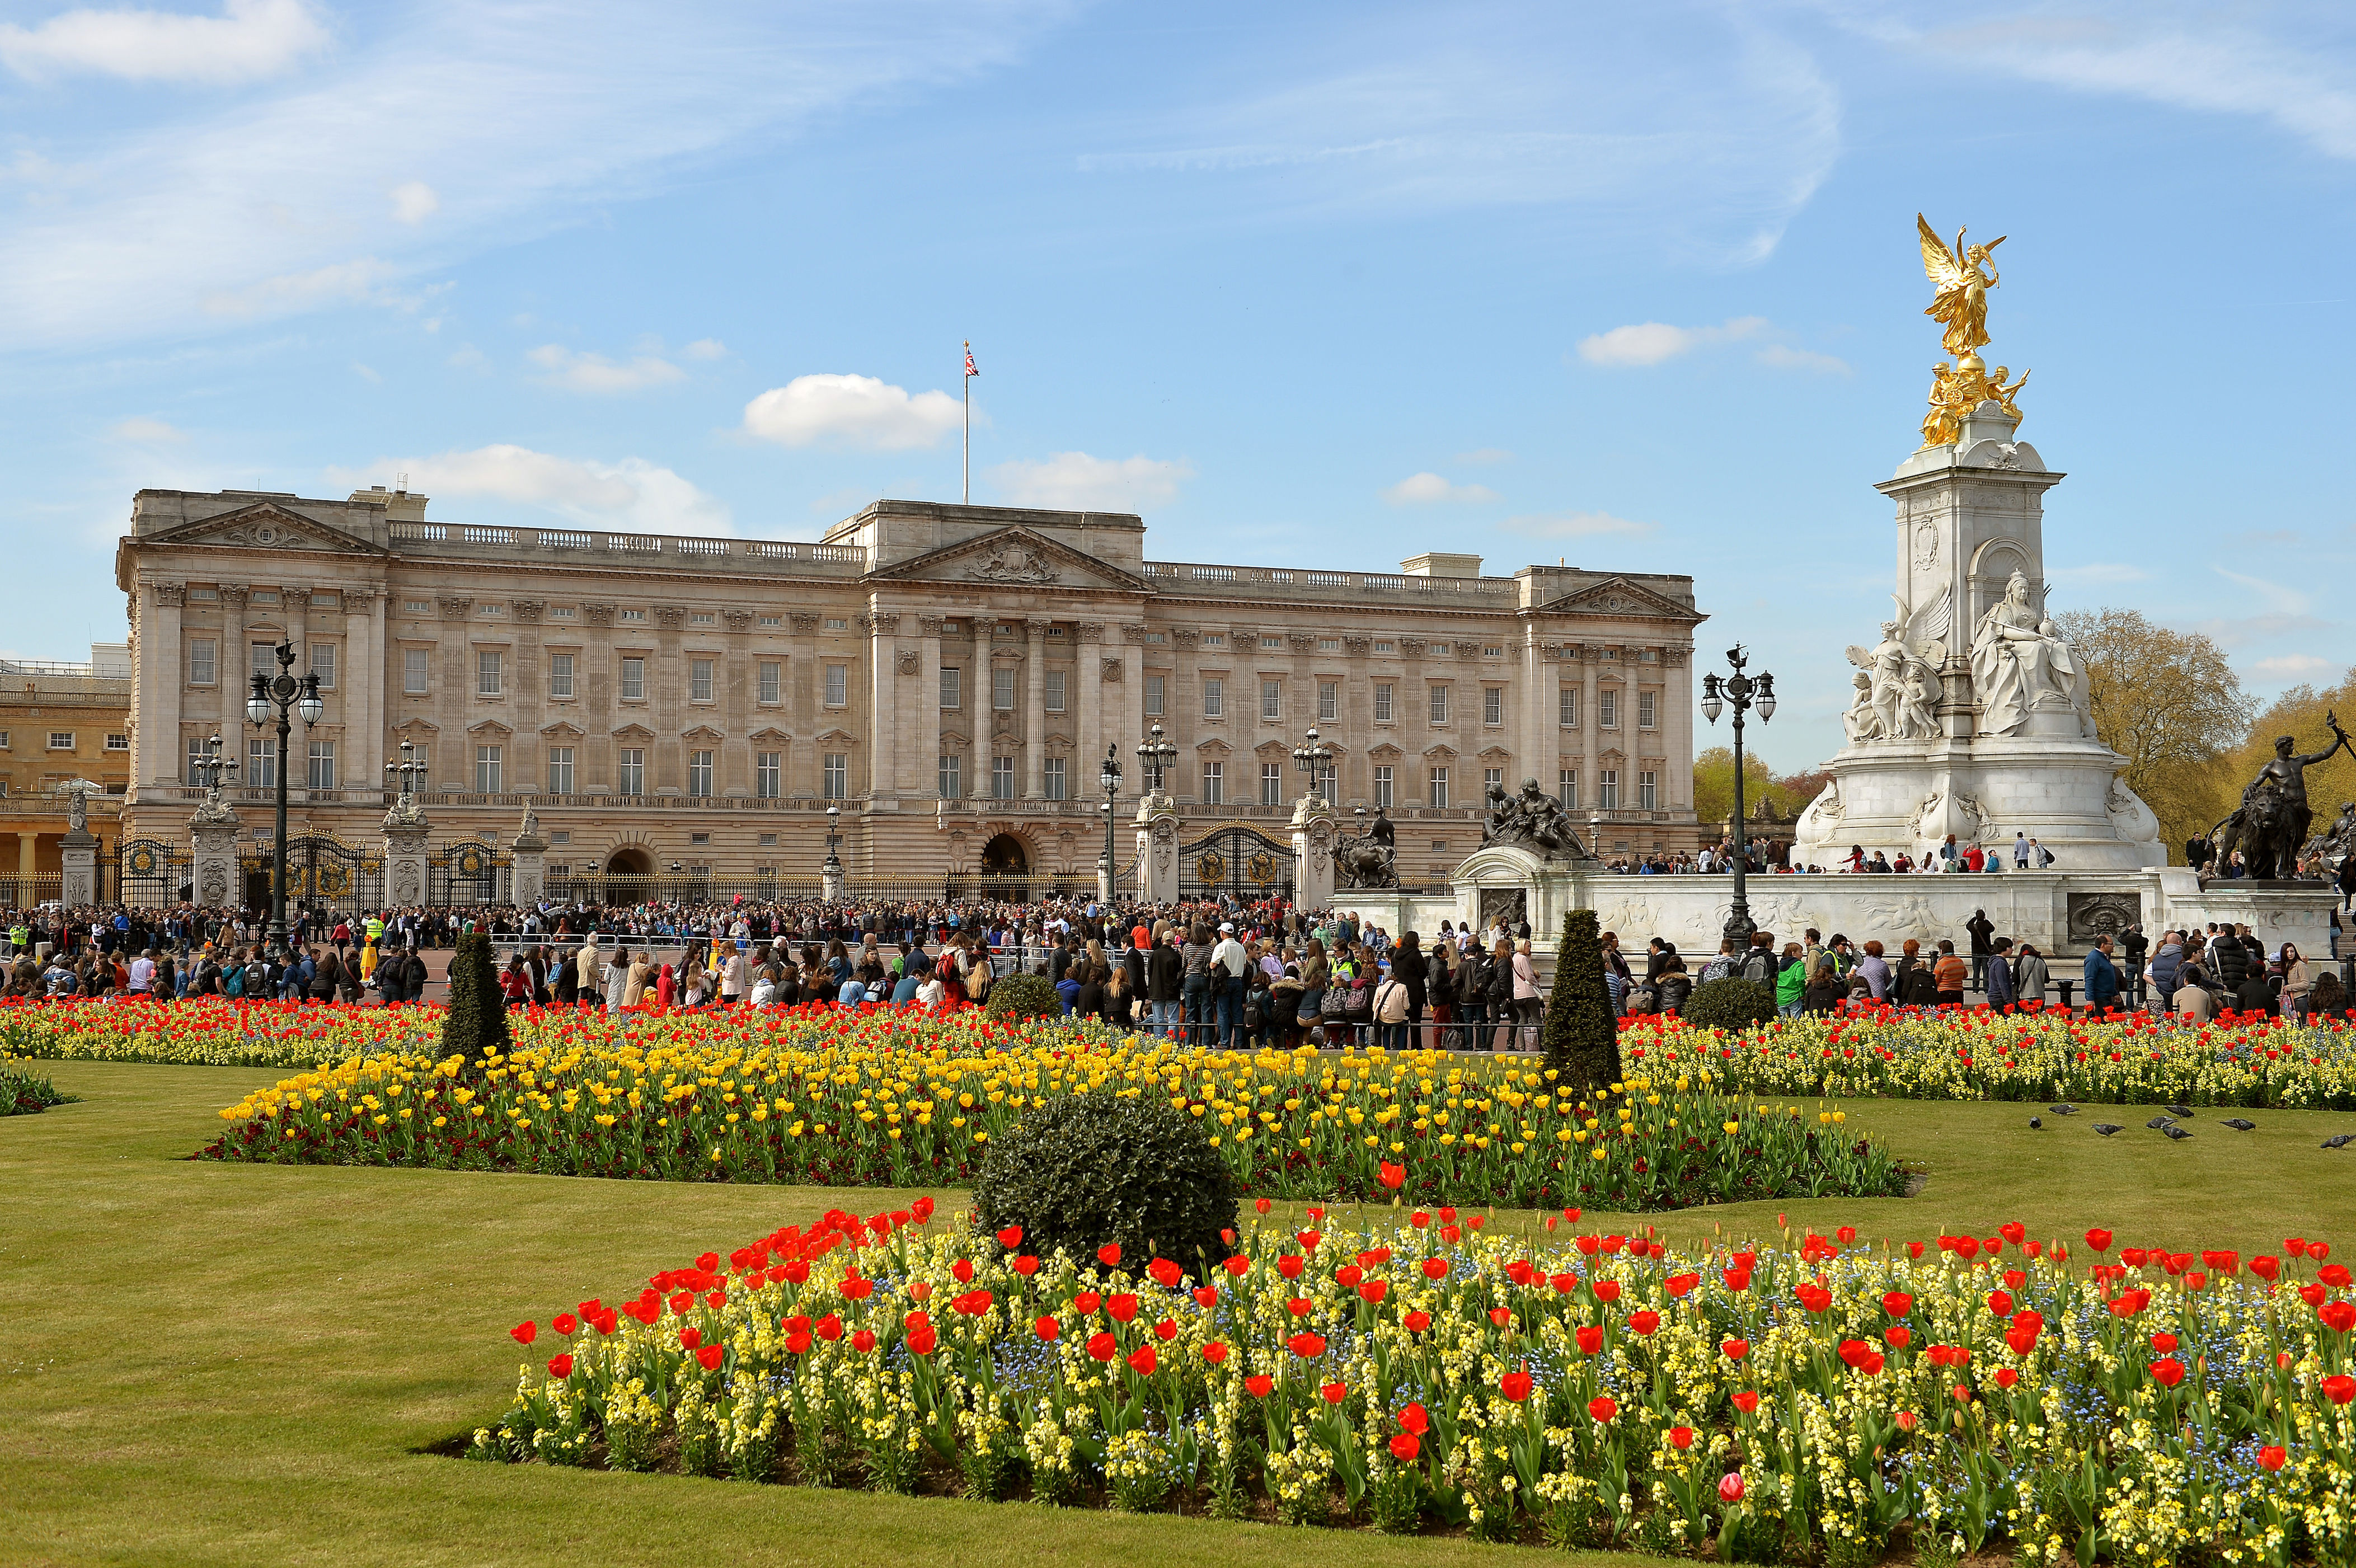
[{"left": 1917, "top": 214, "right": 2005, "bottom": 358}]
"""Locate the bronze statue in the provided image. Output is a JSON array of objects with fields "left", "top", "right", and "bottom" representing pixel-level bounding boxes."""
[
  {"left": 2212, "top": 715, "right": 2350, "bottom": 879},
  {"left": 1482, "top": 777, "right": 1585, "bottom": 861},
  {"left": 1335, "top": 808, "right": 1397, "bottom": 890}
]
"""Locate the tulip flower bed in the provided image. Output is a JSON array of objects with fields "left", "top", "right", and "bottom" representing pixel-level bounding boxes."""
[
  {"left": 195, "top": 1017, "right": 1907, "bottom": 1211},
  {"left": 472, "top": 1199, "right": 2356, "bottom": 1565},
  {"left": 0, "top": 996, "right": 439, "bottom": 1067},
  {"left": 1627, "top": 1005, "right": 2356, "bottom": 1111}
]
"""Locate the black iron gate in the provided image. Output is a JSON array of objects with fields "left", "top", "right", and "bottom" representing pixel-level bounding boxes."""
[
  {"left": 1177, "top": 824, "right": 1294, "bottom": 902},
  {"left": 428, "top": 834, "right": 510, "bottom": 906},
  {"left": 115, "top": 837, "right": 190, "bottom": 907},
  {"left": 237, "top": 834, "right": 383, "bottom": 914}
]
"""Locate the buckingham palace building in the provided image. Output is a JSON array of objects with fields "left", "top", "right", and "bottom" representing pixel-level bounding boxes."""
[{"left": 112, "top": 486, "right": 1705, "bottom": 903}]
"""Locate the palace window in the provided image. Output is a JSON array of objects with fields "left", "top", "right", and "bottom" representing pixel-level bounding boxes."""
[
  {"left": 1261, "top": 762, "right": 1283, "bottom": 806},
  {"left": 1484, "top": 687, "right": 1503, "bottom": 725},
  {"left": 1318, "top": 680, "right": 1339, "bottom": 721},
  {"left": 756, "top": 613, "right": 778, "bottom": 627},
  {"left": 756, "top": 752, "right": 780, "bottom": 799},
  {"left": 188, "top": 640, "right": 217, "bottom": 686},
  {"left": 688, "top": 750, "right": 713, "bottom": 797},
  {"left": 1599, "top": 769, "right": 1620, "bottom": 810},
  {"left": 1260, "top": 636, "right": 1283, "bottom": 649},
  {"left": 824, "top": 664, "right": 847, "bottom": 707},
  {"left": 1200, "top": 760, "right": 1224, "bottom": 805},
  {"left": 759, "top": 660, "right": 781, "bottom": 704},
  {"left": 403, "top": 649, "right": 429, "bottom": 694},
  {"left": 823, "top": 753, "right": 847, "bottom": 800},
  {"left": 1202, "top": 678, "right": 1223, "bottom": 718},
  {"left": 1373, "top": 766, "right": 1393, "bottom": 810},
  {"left": 1558, "top": 769, "right": 1578, "bottom": 810},
  {"left": 476, "top": 650, "right": 503, "bottom": 696},
  {"left": 691, "top": 659, "right": 715, "bottom": 702},
  {"left": 689, "top": 611, "right": 714, "bottom": 626},
  {"left": 548, "top": 654, "right": 574, "bottom": 699},
  {"left": 1560, "top": 686, "right": 1579, "bottom": 727},
  {"left": 1428, "top": 767, "right": 1449, "bottom": 809},
  {"left": 937, "top": 755, "right": 960, "bottom": 800},
  {"left": 1318, "top": 762, "right": 1336, "bottom": 803},
  {"left": 1045, "top": 670, "right": 1066, "bottom": 712},
  {"left": 992, "top": 756, "right": 1015, "bottom": 800},
  {"left": 1485, "top": 767, "right": 1504, "bottom": 795},
  {"left": 251, "top": 641, "right": 276, "bottom": 679},
  {"left": 473, "top": 745, "right": 502, "bottom": 795},
  {"left": 107, "top": 733, "right": 128, "bottom": 751},
  {"left": 939, "top": 666, "right": 960, "bottom": 710},
  {"left": 1261, "top": 679, "right": 1282, "bottom": 721},
  {"left": 1428, "top": 684, "right": 1448, "bottom": 724},
  {"left": 617, "top": 748, "right": 646, "bottom": 796},
  {"left": 824, "top": 617, "right": 847, "bottom": 630},
  {"left": 47, "top": 731, "right": 73, "bottom": 750},
  {"left": 1374, "top": 682, "right": 1393, "bottom": 722},
  {"left": 621, "top": 658, "right": 646, "bottom": 701},
  {"left": 619, "top": 608, "right": 645, "bottom": 623},
  {"left": 306, "top": 740, "right": 337, "bottom": 790},
  {"left": 1599, "top": 690, "right": 1618, "bottom": 729},
  {"left": 1639, "top": 690, "right": 1656, "bottom": 729},
  {"left": 993, "top": 666, "right": 1016, "bottom": 711},
  {"left": 1484, "top": 645, "right": 1504, "bottom": 658},
  {"left": 1044, "top": 757, "right": 1066, "bottom": 800},
  {"left": 247, "top": 737, "right": 276, "bottom": 788},
  {"left": 547, "top": 748, "right": 574, "bottom": 795},
  {"left": 185, "top": 737, "right": 206, "bottom": 783},
  {"left": 1639, "top": 769, "right": 1658, "bottom": 809},
  {"left": 1143, "top": 675, "right": 1164, "bottom": 716}
]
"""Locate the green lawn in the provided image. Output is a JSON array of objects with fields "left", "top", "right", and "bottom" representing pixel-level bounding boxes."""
[{"left": 6, "top": 1064, "right": 2355, "bottom": 1568}]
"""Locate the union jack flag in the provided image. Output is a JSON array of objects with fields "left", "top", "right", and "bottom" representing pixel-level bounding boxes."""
[{"left": 964, "top": 342, "right": 978, "bottom": 377}]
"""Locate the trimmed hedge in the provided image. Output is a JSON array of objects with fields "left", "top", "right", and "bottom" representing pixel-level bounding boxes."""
[
  {"left": 1681, "top": 976, "right": 1778, "bottom": 1032},
  {"left": 1542, "top": 908, "right": 1622, "bottom": 1091},
  {"left": 984, "top": 972, "right": 1060, "bottom": 1023},
  {"left": 972, "top": 1090, "right": 1237, "bottom": 1280}
]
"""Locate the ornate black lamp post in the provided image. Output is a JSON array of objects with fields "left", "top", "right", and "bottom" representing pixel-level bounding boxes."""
[
  {"left": 1097, "top": 743, "right": 1123, "bottom": 900},
  {"left": 246, "top": 640, "right": 322, "bottom": 955},
  {"left": 383, "top": 738, "right": 428, "bottom": 802},
  {"left": 193, "top": 733, "right": 239, "bottom": 795},
  {"left": 1699, "top": 644, "right": 1776, "bottom": 945},
  {"left": 1290, "top": 724, "right": 1334, "bottom": 802},
  {"left": 1134, "top": 722, "right": 1176, "bottom": 796}
]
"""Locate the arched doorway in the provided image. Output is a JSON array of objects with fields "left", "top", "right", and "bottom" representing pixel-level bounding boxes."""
[
  {"left": 978, "top": 832, "right": 1030, "bottom": 899},
  {"left": 606, "top": 846, "right": 654, "bottom": 878}
]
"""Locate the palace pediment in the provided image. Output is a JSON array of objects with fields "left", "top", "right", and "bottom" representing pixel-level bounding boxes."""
[
  {"left": 1538, "top": 576, "right": 1703, "bottom": 623},
  {"left": 862, "top": 525, "right": 1149, "bottom": 594},
  {"left": 142, "top": 502, "right": 383, "bottom": 556}
]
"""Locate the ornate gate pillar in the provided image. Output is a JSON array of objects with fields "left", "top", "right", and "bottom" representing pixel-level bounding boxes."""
[
  {"left": 189, "top": 795, "right": 242, "bottom": 908},
  {"left": 1134, "top": 787, "right": 1178, "bottom": 904},
  {"left": 383, "top": 800, "right": 431, "bottom": 908},
  {"left": 1290, "top": 792, "right": 1336, "bottom": 912},
  {"left": 510, "top": 804, "right": 548, "bottom": 908},
  {"left": 58, "top": 788, "right": 97, "bottom": 907}
]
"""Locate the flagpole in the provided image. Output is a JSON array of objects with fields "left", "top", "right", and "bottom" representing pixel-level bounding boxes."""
[{"left": 961, "top": 339, "right": 970, "bottom": 505}]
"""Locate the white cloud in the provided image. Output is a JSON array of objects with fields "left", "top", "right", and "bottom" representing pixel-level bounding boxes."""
[
  {"left": 527, "top": 344, "right": 686, "bottom": 394},
  {"left": 1383, "top": 471, "right": 1499, "bottom": 505},
  {"left": 2246, "top": 654, "right": 2339, "bottom": 681},
  {"left": 201, "top": 256, "right": 397, "bottom": 318},
  {"left": 350, "top": 361, "right": 381, "bottom": 383},
  {"left": 988, "top": 452, "right": 1193, "bottom": 513},
  {"left": 445, "top": 342, "right": 490, "bottom": 374},
  {"left": 327, "top": 444, "right": 732, "bottom": 535},
  {"left": 389, "top": 180, "right": 439, "bottom": 223},
  {"left": 1754, "top": 343, "right": 1851, "bottom": 374},
  {"left": 742, "top": 373, "right": 963, "bottom": 449},
  {"left": 1579, "top": 316, "right": 1767, "bottom": 367},
  {"left": 0, "top": 3, "right": 1073, "bottom": 350},
  {"left": 0, "top": 0, "right": 328, "bottom": 84},
  {"left": 1456, "top": 447, "right": 1512, "bottom": 465},
  {"left": 1499, "top": 509, "right": 1655, "bottom": 539},
  {"left": 681, "top": 337, "right": 728, "bottom": 361},
  {"left": 1850, "top": 8, "right": 2356, "bottom": 162},
  {"left": 109, "top": 416, "right": 185, "bottom": 442}
]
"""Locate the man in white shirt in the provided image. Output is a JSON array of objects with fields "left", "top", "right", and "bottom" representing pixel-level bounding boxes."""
[
  {"left": 127, "top": 950, "right": 156, "bottom": 994},
  {"left": 1210, "top": 923, "right": 1251, "bottom": 1046}
]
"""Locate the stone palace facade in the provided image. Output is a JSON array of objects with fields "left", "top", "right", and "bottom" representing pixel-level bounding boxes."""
[{"left": 112, "top": 487, "right": 1704, "bottom": 902}]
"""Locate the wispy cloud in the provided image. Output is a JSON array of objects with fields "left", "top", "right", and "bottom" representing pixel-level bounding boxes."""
[
  {"left": 989, "top": 452, "right": 1192, "bottom": 512},
  {"left": 742, "top": 373, "right": 963, "bottom": 449},
  {"left": 527, "top": 343, "right": 687, "bottom": 394},
  {"left": 0, "top": 2, "right": 1074, "bottom": 351},
  {"left": 0, "top": 0, "right": 329, "bottom": 84},
  {"left": 1848, "top": 7, "right": 2356, "bottom": 162},
  {"left": 1579, "top": 316, "right": 1767, "bottom": 367},
  {"left": 1500, "top": 509, "right": 1656, "bottom": 539},
  {"left": 327, "top": 444, "right": 732, "bottom": 535},
  {"left": 1754, "top": 342, "right": 1851, "bottom": 374},
  {"left": 1072, "top": 6, "right": 1841, "bottom": 264},
  {"left": 388, "top": 179, "right": 438, "bottom": 223},
  {"left": 681, "top": 337, "right": 728, "bottom": 362},
  {"left": 2246, "top": 653, "right": 2339, "bottom": 681},
  {"left": 1456, "top": 447, "right": 1512, "bottom": 464},
  {"left": 109, "top": 416, "right": 185, "bottom": 442},
  {"left": 1383, "top": 471, "right": 1499, "bottom": 505}
]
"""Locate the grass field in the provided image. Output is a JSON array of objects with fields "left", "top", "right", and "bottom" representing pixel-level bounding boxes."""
[{"left": 7, "top": 1062, "right": 2356, "bottom": 1567}]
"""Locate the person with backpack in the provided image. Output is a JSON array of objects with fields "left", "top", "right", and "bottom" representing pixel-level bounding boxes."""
[{"left": 1456, "top": 941, "right": 1493, "bottom": 1050}]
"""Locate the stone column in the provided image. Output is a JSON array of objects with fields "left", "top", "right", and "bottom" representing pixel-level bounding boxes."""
[
  {"left": 510, "top": 804, "right": 547, "bottom": 907},
  {"left": 383, "top": 807, "right": 431, "bottom": 908},
  {"left": 142, "top": 581, "right": 186, "bottom": 795},
  {"left": 1076, "top": 623, "right": 1104, "bottom": 800},
  {"left": 917, "top": 615, "right": 945, "bottom": 804},
  {"left": 1021, "top": 619, "right": 1050, "bottom": 799},
  {"left": 1580, "top": 649, "right": 1600, "bottom": 813},
  {"left": 863, "top": 611, "right": 900, "bottom": 801},
  {"left": 1290, "top": 790, "right": 1336, "bottom": 910},
  {"left": 189, "top": 797, "right": 242, "bottom": 908},
  {"left": 1134, "top": 787, "right": 1179, "bottom": 904}
]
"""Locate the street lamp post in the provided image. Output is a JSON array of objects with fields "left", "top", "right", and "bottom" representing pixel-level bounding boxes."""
[
  {"left": 1097, "top": 743, "right": 1123, "bottom": 903},
  {"left": 1290, "top": 725, "right": 1334, "bottom": 802},
  {"left": 822, "top": 804, "right": 844, "bottom": 903},
  {"left": 194, "top": 733, "right": 240, "bottom": 797},
  {"left": 1134, "top": 722, "right": 1176, "bottom": 797},
  {"left": 246, "top": 640, "right": 323, "bottom": 956},
  {"left": 1699, "top": 644, "right": 1776, "bottom": 946},
  {"left": 383, "top": 738, "right": 428, "bottom": 805}
]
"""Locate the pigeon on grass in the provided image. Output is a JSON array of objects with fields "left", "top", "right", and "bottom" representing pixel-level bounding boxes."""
[
  {"left": 2092, "top": 1124, "right": 2124, "bottom": 1136},
  {"left": 2161, "top": 1124, "right": 2194, "bottom": 1141},
  {"left": 2325, "top": 1134, "right": 2354, "bottom": 1151},
  {"left": 2220, "top": 1119, "right": 2256, "bottom": 1132},
  {"left": 2049, "top": 1104, "right": 2079, "bottom": 1115},
  {"left": 2166, "top": 1105, "right": 2193, "bottom": 1119}
]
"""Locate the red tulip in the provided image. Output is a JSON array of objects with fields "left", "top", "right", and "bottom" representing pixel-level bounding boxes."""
[
  {"left": 1489, "top": 1307, "right": 1514, "bottom": 1328},
  {"left": 1388, "top": 1431, "right": 1421, "bottom": 1462},
  {"left": 1883, "top": 1291, "right": 1914, "bottom": 1317},
  {"left": 1012, "top": 1255, "right": 1040, "bottom": 1278},
  {"left": 1320, "top": 1381, "right": 1347, "bottom": 1404},
  {"left": 2148, "top": 1358, "right": 2186, "bottom": 1387},
  {"left": 2324, "top": 1374, "right": 2356, "bottom": 1405},
  {"left": 1994, "top": 1368, "right": 2019, "bottom": 1389},
  {"left": 510, "top": 1321, "right": 538, "bottom": 1345},
  {"left": 1378, "top": 1161, "right": 1406, "bottom": 1190},
  {"left": 1721, "top": 1338, "right": 1750, "bottom": 1362},
  {"left": 1201, "top": 1340, "right": 1228, "bottom": 1364},
  {"left": 1885, "top": 1325, "right": 1912, "bottom": 1350},
  {"left": 1665, "top": 1272, "right": 1699, "bottom": 1298},
  {"left": 1499, "top": 1368, "right": 1533, "bottom": 1402},
  {"left": 1288, "top": 1332, "right": 1327, "bottom": 1359},
  {"left": 1127, "top": 1344, "right": 1158, "bottom": 1375},
  {"left": 1223, "top": 1255, "right": 1251, "bottom": 1278},
  {"left": 2258, "top": 1445, "right": 2287, "bottom": 1472},
  {"left": 1421, "top": 1257, "right": 1449, "bottom": 1280},
  {"left": 1245, "top": 1374, "right": 1274, "bottom": 1397},
  {"left": 1148, "top": 1257, "right": 1184, "bottom": 1288},
  {"left": 2251, "top": 1255, "right": 2282, "bottom": 1283},
  {"left": 1255, "top": 1197, "right": 1273, "bottom": 1214},
  {"left": 1278, "top": 1255, "right": 1306, "bottom": 1281},
  {"left": 1669, "top": 1425, "right": 1695, "bottom": 1450},
  {"left": 1986, "top": 1290, "right": 2013, "bottom": 1317},
  {"left": 907, "top": 1323, "right": 938, "bottom": 1355},
  {"left": 996, "top": 1225, "right": 1023, "bottom": 1247},
  {"left": 2321, "top": 1264, "right": 2353, "bottom": 1288},
  {"left": 1397, "top": 1401, "right": 1430, "bottom": 1435},
  {"left": 1096, "top": 1242, "right": 1123, "bottom": 1269},
  {"left": 1628, "top": 1310, "right": 1660, "bottom": 1336},
  {"left": 2151, "top": 1332, "right": 2179, "bottom": 1354},
  {"left": 1719, "top": 1472, "right": 1745, "bottom": 1503},
  {"left": 815, "top": 1313, "right": 843, "bottom": 1341},
  {"left": 1106, "top": 1293, "right": 1139, "bottom": 1323},
  {"left": 678, "top": 1327, "right": 701, "bottom": 1350},
  {"left": 1403, "top": 1310, "right": 1432, "bottom": 1334},
  {"left": 1086, "top": 1331, "right": 1118, "bottom": 1362},
  {"left": 1032, "top": 1315, "right": 1058, "bottom": 1341},
  {"left": 1576, "top": 1324, "right": 1604, "bottom": 1355},
  {"left": 551, "top": 1313, "right": 578, "bottom": 1336},
  {"left": 1588, "top": 1394, "right": 1618, "bottom": 1423},
  {"left": 2322, "top": 1301, "right": 2356, "bottom": 1334},
  {"left": 546, "top": 1353, "right": 573, "bottom": 1378}
]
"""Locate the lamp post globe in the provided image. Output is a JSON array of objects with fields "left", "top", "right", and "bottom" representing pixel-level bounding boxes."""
[
  {"left": 1701, "top": 643, "right": 1774, "bottom": 945},
  {"left": 246, "top": 640, "right": 323, "bottom": 957}
]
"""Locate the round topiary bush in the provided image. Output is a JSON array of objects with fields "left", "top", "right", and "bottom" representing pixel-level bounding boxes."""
[
  {"left": 439, "top": 930, "right": 511, "bottom": 1065},
  {"left": 1681, "top": 977, "right": 1776, "bottom": 1032},
  {"left": 984, "top": 971, "right": 1060, "bottom": 1022},
  {"left": 972, "top": 1091, "right": 1238, "bottom": 1280}
]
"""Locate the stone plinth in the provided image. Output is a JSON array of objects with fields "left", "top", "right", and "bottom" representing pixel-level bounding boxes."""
[
  {"left": 59, "top": 828, "right": 97, "bottom": 908},
  {"left": 1134, "top": 790, "right": 1178, "bottom": 904},
  {"left": 1289, "top": 793, "right": 1336, "bottom": 912},
  {"left": 383, "top": 815, "right": 430, "bottom": 906},
  {"left": 510, "top": 808, "right": 548, "bottom": 907},
  {"left": 189, "top": 796, "right": 242, "bottom": 908}
]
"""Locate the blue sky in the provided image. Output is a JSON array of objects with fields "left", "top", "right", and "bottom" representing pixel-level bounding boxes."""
[{"left": 2, "top": 0, "right": 2352, "bottom": 771}]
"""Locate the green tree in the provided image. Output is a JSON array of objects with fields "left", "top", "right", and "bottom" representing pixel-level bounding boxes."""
[
  {"left": 1541, "top": 908, "right": 1621, "bottom": 1091},
  {"left": 1691, "top": 745, "right": 1787, "bottom": 830},
  {"left": 2054, "top": 608, "right": 2254, "bottom": 860},
  {"left": 439, "top": 930, "right": 511, "bottom": 1065}
]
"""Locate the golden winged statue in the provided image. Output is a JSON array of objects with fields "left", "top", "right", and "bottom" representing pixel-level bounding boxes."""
[{"left": 1917, "top": 214, "right": 2004, "bottom": 358}]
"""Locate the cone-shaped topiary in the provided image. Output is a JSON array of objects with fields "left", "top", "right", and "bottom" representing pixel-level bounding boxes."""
[
  {"left": 1681, "top": 976, "right": 1777, "bottom": 1033},
  {"left": 984, "top": 971, "right": 1060, "bottom": 1022},
  {"left": 1541, "top": 908, "right": 1621, "bottom": 1091},
  {"left": 439, "top": 929, "right": 511, "bottom": 1065},
  {"left": 973, "top": 1090, "right": 1238, "bottom": 1282}
]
